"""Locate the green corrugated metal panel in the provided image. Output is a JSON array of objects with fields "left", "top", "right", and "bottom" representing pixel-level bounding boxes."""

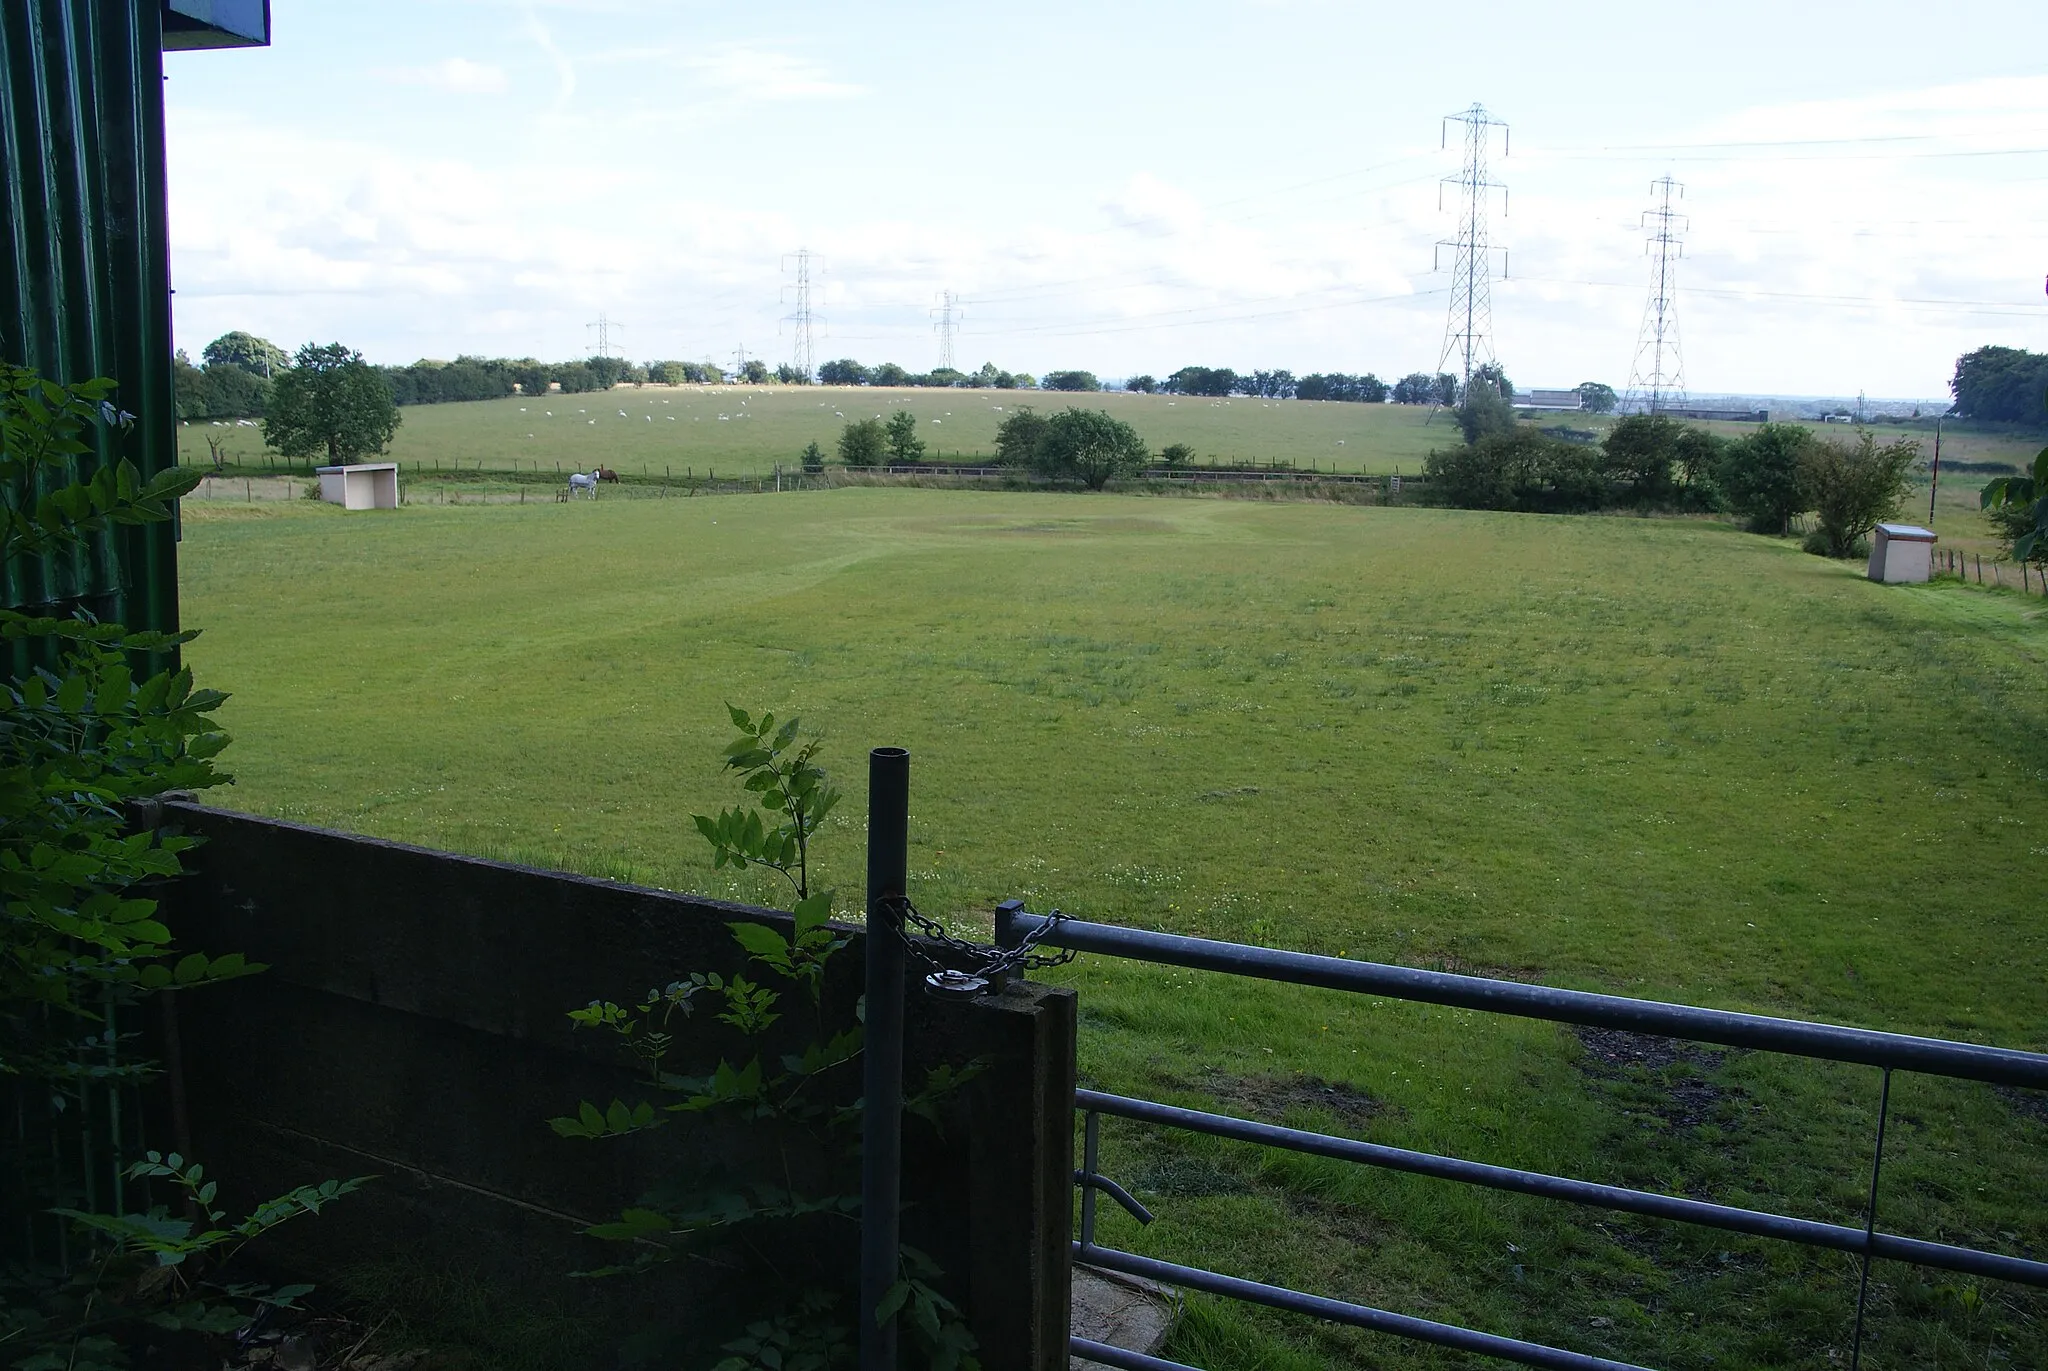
[{"left": 1, "top": 0, "right": 178, "bottom": 662}]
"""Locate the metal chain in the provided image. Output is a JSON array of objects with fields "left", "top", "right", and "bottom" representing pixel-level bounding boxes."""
[{"left": 880, "top": 895, "right": 1077, "bottom": 992}]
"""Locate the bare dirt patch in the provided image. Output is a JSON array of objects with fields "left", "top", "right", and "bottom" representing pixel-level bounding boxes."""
[
  {"left": 1574, "top": 1027, "right": 1739, "bottom": 1131},
  {"left": 1174, "top": 1065, "right": 1387, "bottom": 1130}
]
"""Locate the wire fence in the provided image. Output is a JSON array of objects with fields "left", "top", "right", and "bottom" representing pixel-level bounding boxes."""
[{"left": 1935, "top": 545, "right": 2048, "bottom": 596}]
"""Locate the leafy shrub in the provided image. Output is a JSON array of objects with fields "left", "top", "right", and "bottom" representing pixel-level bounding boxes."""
[
  {"left": 1454, "top": 387, "right": 1517, "bottom": 445},
  {"left": 1979, "top": 398, "right": 2048, "bottom": 563},
  {"left": 1029, "top": 408, "right": 1148, "bottom": 489},
  {"left": 1425, "top": 430, "right": 1608, "bottom": 513},
  {"left": 837, "top": 417, "right": 886, "bottom": 467},
  {"left": 1800, "top": 431, "right": 1919, "bottom": 558},
  {"left": 3, "top": 362, "right": 360, "bottom": 1367},
  {"left": 884, "top": 409, "right": 926, "bottom": 464},
  {"left": 1158, "top": 442, "right": 1194, "bottom": 468},
  {"left": 993, "top": 408, "right": 1048, "bottom": 467},
  {"left": 1716, "top": 423, "right": 1814, "bottom": 533},
  {"left": 553, "top": 708, "right": 980, "bottom": 1370},
  {"left": 1600, "top": 414, "right": 1681, "bottom": 505}
]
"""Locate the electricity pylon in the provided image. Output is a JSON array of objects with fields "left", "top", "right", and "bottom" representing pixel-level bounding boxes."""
[
  {"left": 585, "top": 311, "right": 623, "bottom": 358},
  {"left": 1433, "top": 103, "right": 1509, "bottom": 401},
  {"left": 781, "top": 249, "right": 818, "bottom": 380},
  {"left": 931, "top": 290, "right": 960, "bottom": 372},
  {"left": 1623, "top": 177, "right": 1689, "bottom": 414}
]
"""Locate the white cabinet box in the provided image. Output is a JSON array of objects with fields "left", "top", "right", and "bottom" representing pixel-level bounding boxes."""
[
  {"left": 315, "top": 462, "right": 400, "bottom": 511},
  {"left": 1867, "top": 523, "right": 1936, "bottom": 583}
]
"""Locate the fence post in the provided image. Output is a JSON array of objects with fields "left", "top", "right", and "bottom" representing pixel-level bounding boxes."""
[{"left": 862, "top": 747, "right": 910, "bottom": 1371}]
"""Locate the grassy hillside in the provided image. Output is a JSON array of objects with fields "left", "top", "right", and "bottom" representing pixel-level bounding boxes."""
[{"left": 181, "top": 385, "right": 1462, "bottom": 478}]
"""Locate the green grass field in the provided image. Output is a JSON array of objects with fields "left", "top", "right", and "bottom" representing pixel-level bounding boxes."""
[
  {"left": 178, "top": 488, "right": 2048, "bottom": 1369},
  {"left": 180, "top": 385, "right": 1476, "bottom": 479}
]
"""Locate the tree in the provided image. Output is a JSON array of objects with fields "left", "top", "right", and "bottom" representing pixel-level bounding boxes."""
[
  {"left": 1296, "top": 373, "right": 1387, "bottom": 403},
  {"left": 201, "top": 330, "right": 289, "bottom": 377},
  {"left": 1031, "top": 407, "right": 1147, "bottom": 489},
  {"left": 1715, "top": 423, "right": 1814, "bottom": 534},
  {"left": 1601, "top": 414, "right": 1684, "bottom": 505},
  {"left": 1241, "top": 370, "right": 1296, "bottom": 399},
  {"left": 818, "top": 359, "right": 867, "bottom": 385},
  {"left": 1158, "top": 442, "right": 1194, "bottom": 467},
  {"left": 262, "top": 342, "right": 399, "bottom": 466},
  {"left": 1162, "top": 366, "right": 1234, "bottom": 397},
  {"left": 870, "top": 362, "right": 910, "bottom": 387},
  {"left": 514, "top": 362, "right": 553, "bottom": 396},
  {"left": 1390, "top": 373, "right": 1437, "bottom": 405},
  {"left": 1671, "top": 427, "right": 1726, "bottom": 508},
  {"left": 1949, "top": 346, "right": 2048, "bottom": 425},
  {"left": 884, "top": 409, "right": 926, "bottom": 463},
  {"left": 554, "top": 361, "right": 599, "bottom": 393},
  {"left": 587, "top": 355, "right": 630, "bottom": 389},
  {"left": 1575, "top": 382, "right": 1618, "bottom": 414},
  {"left": 172, "top": 351, "right": 268, "bottom": 419},
  {"left": 836, "top": 417, "right": 886, "bottom": 467},
  {"left": 971, "top": 362, "right": 1017, "bottom": 390},
  {"left": 993, "top": 407, "right": 1048, "bottom": 466},
  {"left": 741, "top": 359, "right": 770, "bottom": 385},
  {"left": 1455, "top": 386, "right": 1517, "bottom": 445},
  {"left": 1800, "top": 431, "right": 1919, "bottom": 557},
  {"left": 1125, "top": 374, "right": 1157, "bottom": 393},
  {"left": 1041, "top": 370, "right": 1101, "bottom": 392},
  {"left": 1426, "top": 429, "right": 1607, "bottom": 513},
  {"left": 774, "top": 363, "right": 810, "bottom": 385},
  {"left": 1434, "top": 374, "right": 1459, "bottom": 407},
  {"left": 1468, "top": 362, "right": 1514, "bottom": 400},
  {"left": 799, "top": 440, "right": 826, "bottom": 474}
]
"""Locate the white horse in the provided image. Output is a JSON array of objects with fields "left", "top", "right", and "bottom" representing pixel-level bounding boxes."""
[{"left": 567, "top": 471, "right": 599, "bottom": 497}]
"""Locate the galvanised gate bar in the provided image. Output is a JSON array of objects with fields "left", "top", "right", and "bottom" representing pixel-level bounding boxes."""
[{"left": 994, "top": 903, "right": 2048, "bottom": 1371}]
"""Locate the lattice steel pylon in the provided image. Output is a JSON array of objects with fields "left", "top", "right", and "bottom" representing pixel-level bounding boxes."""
[
  {"left": 585, "top": 311, "right": 623, "bottom": 358},
  {"left": 781, "top": 249, "right": 818, "bottom": 381},
  {"left": 1433, "top": 103, "right": 1509, "bottom": 399},
  {"left": 1623, "top": 177, "right": 1689, "bottom": 414},
  {"left": 931, "top": 290, "right": 960, "bottom": 372}
]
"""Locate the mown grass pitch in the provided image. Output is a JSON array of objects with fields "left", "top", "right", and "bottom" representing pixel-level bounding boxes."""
[{"left": 179, "top": 489, "right": 2048, "bottom": 1368}]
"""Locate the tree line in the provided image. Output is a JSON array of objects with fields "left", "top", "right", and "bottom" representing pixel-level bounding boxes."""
[
  {"left": 830, "top": 405, "right": 1150, "bottom": 489},
  {"left": 1427, "top": 392, "right": 1921, "bottom": 559},
  {"left": 1950, "top": 346, "right": 2048, "bottom": 426}
]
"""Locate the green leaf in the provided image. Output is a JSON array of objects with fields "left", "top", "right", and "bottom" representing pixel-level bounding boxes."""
[
  {"left": 730, "top": 920, "right": 793, "bottom": 964},
  {"left": 727, "top": 703, "right": 752, "bottom": 730},
  {"left": 875, "top": 1279, "right": 911, "bottom": 1325}
]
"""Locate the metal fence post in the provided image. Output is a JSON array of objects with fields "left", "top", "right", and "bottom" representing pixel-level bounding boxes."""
[{"left": 862, "top": 747, "right": 910, "bottom": 1371}]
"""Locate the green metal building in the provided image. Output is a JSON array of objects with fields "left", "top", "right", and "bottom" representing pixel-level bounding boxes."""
[{"left": 1, "top": 0, "right": 268, "bottom": 633}]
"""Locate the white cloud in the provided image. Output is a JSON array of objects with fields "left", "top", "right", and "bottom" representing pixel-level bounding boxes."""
[
  {"left": 679, "top": 47, "right": 863, "bottom": 102},
  {"left": 382, "top": 57, "right": 509, "bottom": 95}
]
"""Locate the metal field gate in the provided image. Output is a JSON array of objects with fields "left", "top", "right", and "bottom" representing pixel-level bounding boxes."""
[{"left": 991, "top": 905, "right": 2048, "bottom": 1371}]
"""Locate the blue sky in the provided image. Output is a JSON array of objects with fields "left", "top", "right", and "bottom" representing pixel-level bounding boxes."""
[{"left": 164, "top": 1, "right": 2048, "bottom": 397}]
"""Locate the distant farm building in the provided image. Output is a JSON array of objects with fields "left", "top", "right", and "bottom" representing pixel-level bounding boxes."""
[
  {"left": 1645, "top": 406, "right": 1770, "bottom": 423},
  {"left": 1517, "top": 388, "right": 1586, "bottom": 412}
]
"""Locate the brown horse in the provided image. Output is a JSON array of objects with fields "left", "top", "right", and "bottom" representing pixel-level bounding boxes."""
[{"left": 594, "top": 466, "right": 621, "bottom": 483}]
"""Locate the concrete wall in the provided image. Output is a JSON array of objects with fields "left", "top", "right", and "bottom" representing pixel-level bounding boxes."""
[{"left": 151, "top": 801, "right": 1073, "bottom": 1370}]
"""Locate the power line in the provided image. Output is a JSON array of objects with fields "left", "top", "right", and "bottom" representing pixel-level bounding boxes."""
[
  {"left": 931, "top": 290, "right": 960, "bottom": 371},
  {"left": 781, "top": 249, "right": 818, "bottom": 381},
  {"left": 1623, "top": 176, "right": 1688, "bottom": 414},
  {"left": 585, "top": 311, "right": 623, "bottom": 358},
  {"left": 1433, "top": 102, "right": 1509, "bottom": 397}
]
